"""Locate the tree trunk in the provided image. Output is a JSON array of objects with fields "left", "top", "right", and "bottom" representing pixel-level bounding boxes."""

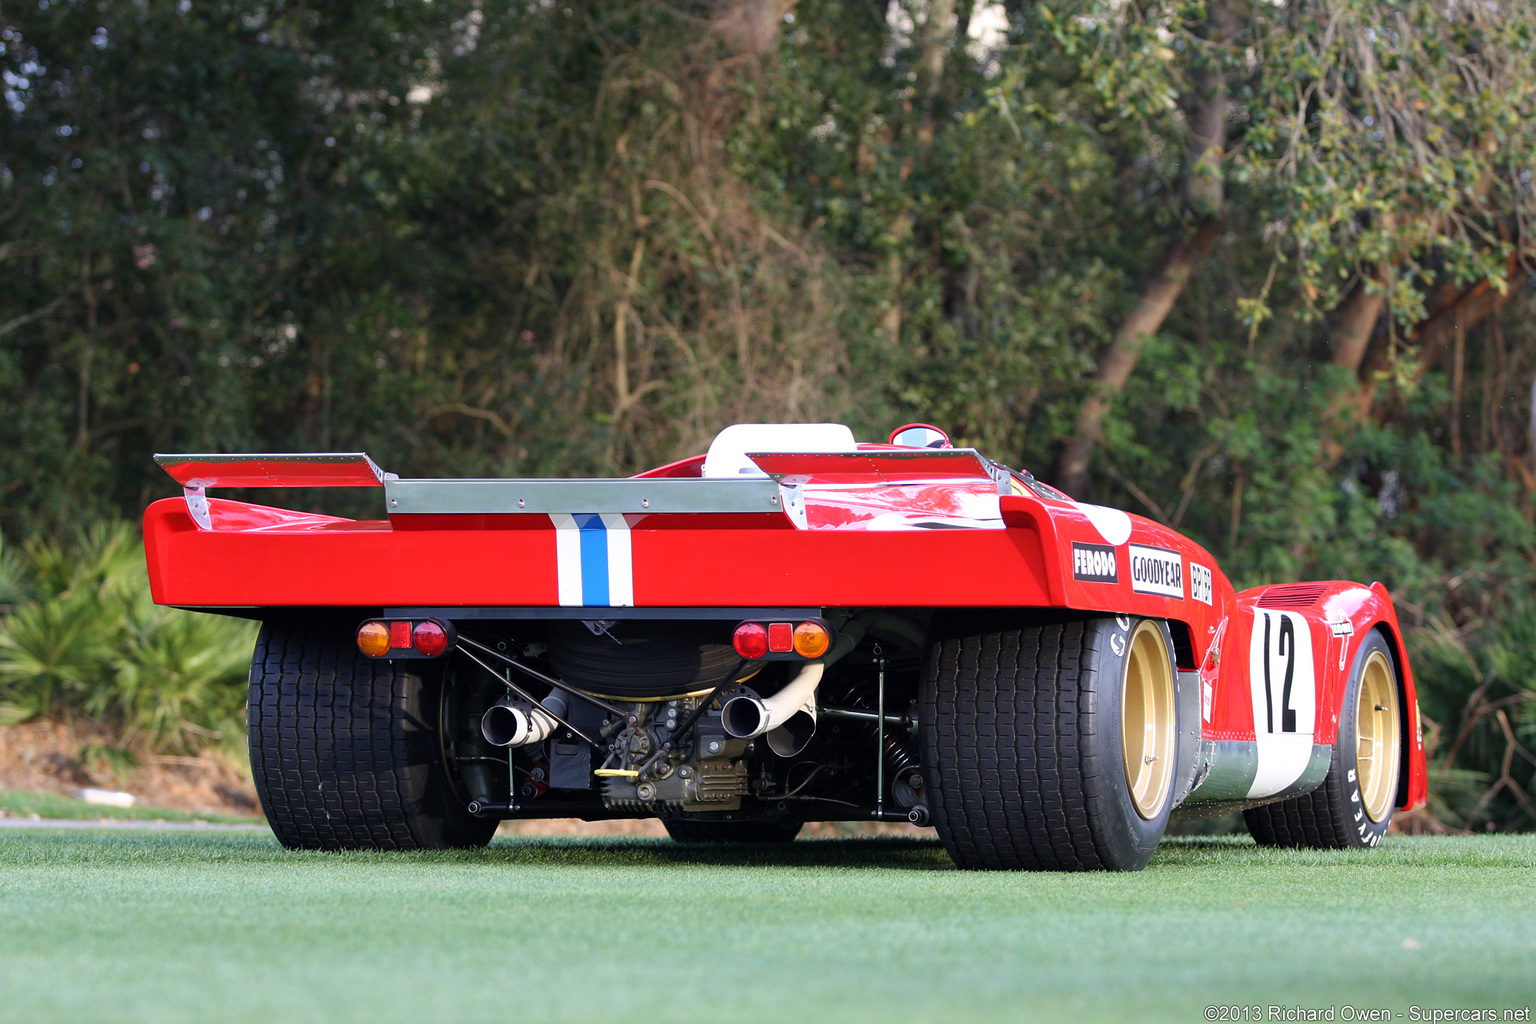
[
  {"left": 711, "top": 0, "right": 798, "bottom": 57},
  {"left": 1050, "top": 6, "right": 1233, "bottom": 495},
  {"left": 1336, "top": 266, "right": 1525, "bottom": 427},
  {"left": 1329, "top": 275, "right": 1389, "bottom": 373},
  {"left": 883, "top": 0, "right": 957, "bottom": 348},
  {"left": 77, "top": 250, "right": 96, "bottom": 451},
  {"left": 1053, "top": 219, "right": 1224, "bottom": 494},
  {"left": 915, "top": 0, "right": 957, "bottom": 150}
]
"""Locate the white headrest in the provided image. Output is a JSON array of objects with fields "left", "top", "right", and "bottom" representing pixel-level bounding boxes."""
[{"left": 701, "top": 423, "right": 859, "bottom": 478}]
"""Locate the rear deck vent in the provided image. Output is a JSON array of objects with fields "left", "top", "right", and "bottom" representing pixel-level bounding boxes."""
[{"left": 1256, "top": 583, "right": 1329, "bottom": 609}]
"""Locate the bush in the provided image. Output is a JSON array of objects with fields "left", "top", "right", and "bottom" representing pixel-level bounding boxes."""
[
  {"left": 0, "top": 523, "right": 255, "bottom": 756},
  {"left": 1413, "top": 604, "right": 1536, "bottom": 832}
]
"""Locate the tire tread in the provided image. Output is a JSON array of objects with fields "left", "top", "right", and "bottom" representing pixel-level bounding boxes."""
[
  {"left": 248, "top": 622, "right": 495, "bottom": 851},
  {"left": 922, "top": 620, "right": 1112, "bottom": 870}
]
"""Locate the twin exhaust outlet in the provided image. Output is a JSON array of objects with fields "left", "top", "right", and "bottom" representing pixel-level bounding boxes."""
[
  {"left": 480, "top": 620, "right": 868, "bottom": 757},
  {"left": 475, "top": 665, "right": 825, "bottom": 758}
]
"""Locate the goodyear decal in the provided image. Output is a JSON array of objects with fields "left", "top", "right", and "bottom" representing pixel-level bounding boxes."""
[
  {"left": 1072, "top": 542, "right": 1118, "bottom": 584},
  {"left": 1246, "top": 609, "right": 1318, "bottom": 798},
  {"left": 1128, "top": 544, "right": 1183, "bottom": 599},
  {"left": 551, "top": 513, "right": 634, "bottom": 607}
]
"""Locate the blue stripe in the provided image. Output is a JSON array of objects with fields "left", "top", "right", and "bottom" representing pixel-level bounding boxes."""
[{"left": 575, "top": 513, "right": 609, "bottom": 606}]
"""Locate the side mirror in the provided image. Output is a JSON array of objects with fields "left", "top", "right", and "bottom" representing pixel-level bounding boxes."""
[{"left": 888, "top": 423, "right": 951, "bottom": 449}]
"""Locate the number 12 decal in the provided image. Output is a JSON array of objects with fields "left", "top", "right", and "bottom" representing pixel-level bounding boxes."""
[
  {"left": 1263, "top": 614, "right": 1298, "bottom": 733},
  {"left": 1248, "top": 609, "right": 1317, "bottom": 739},
  {"left": 1246, "top": 609, "right": 1319, "bottom": 798}
]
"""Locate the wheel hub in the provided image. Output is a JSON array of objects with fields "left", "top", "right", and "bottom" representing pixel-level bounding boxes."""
[
  {"left": 1355, "top": 649, "right": 1400, "bottom": 824},
  {"left": 1121, "top": 620, "right": 1176, "bottom": 820}
]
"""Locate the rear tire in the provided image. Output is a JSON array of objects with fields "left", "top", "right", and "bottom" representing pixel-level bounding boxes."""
[
  {"left": 248, "top": 620, "right": 498, "bottom": 851},
  {"left": 920, "top": 617, "right": 1178, "bottom": 871},
  {"left": 663, "top": 819, "right": 803, "bottom": 844},
  {"left": 1244, "top": 630, "right": 1401, "bottom": 849}
]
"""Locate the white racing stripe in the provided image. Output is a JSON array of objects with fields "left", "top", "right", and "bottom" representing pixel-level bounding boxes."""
[{"left": 551, "top": 513, "right": 583, "bottom": 606}]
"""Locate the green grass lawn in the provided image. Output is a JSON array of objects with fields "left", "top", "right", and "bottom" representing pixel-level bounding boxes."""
[
  {"left": 0, "top": 788, "right": 262, "bottom": 825},
  {"left": 0, "top": 831, "right": 1532, "bottom": 1024}
]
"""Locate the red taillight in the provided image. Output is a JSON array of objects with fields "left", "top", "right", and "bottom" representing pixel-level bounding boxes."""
[
  {"left": 412, "top": 621, "right": 448, "bottom": 657},
  {"left": 733, "top": 622, "right": 769, "bottom": 659},
  {"left": 768, "top": 622, "right": 793, "bottom": 653},
  {"left": 357, "top": 621, "right": 390, "bottom": 658}
]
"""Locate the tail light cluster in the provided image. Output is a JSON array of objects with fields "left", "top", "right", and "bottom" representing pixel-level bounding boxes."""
[
  {"left": 357, "top": 618, "right": 455, "bottom": 659},
  {"left": 733, "top": 619, "right": 833, "bottom": 660}
]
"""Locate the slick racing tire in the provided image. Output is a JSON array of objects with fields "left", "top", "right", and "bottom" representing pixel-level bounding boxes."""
[
  {"left": 248, "top": 620, "right": 498, "bottom": 851},
  {"left": 1244, "top": 630, "right": 1401, "bottom": 849},
  {"left": 663, "top": 819, "right": 803, "bottom": 844},
  {"left": 920, "top": 617, "right": 1179, "bottom": 871}
]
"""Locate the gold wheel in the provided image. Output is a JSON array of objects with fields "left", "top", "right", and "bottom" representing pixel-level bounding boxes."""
[
  {"left": 1121, "top": 620, "right": 1177, "bottom": 820},
  {"left": 1355, "top": 649, "right": 1400, "bottom": 824}
]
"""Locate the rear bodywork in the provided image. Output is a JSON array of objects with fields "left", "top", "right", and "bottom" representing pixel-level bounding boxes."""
[{"left": 145, "top": 439, "right": 1428, "bottom": 820}]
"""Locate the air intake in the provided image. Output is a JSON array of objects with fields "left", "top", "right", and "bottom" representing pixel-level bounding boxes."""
[{"left": 1256, "top": 583, "right": 1329, "bottom": 608}]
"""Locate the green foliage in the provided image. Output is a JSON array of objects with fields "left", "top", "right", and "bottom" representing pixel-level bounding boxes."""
[
  {"left": 1233, "top": 0, "right": 1536, "bottom": 319},
  {"left": 0, "top": 523, "right": 254, "bottom": 754}
]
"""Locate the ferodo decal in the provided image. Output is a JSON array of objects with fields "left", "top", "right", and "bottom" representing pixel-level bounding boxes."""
[
  {"left": 1190, "top": 563, "right": 1213, "bottom": 606},
  {"left": 1246, "top": 609, "right": 1318, "bottom": 799},
  {"left": 1128, "top": 544, "right": 1183, "bottom": 599},
  {"left": 1072, "top": 542, "right": 1118, "bottom": 584}
]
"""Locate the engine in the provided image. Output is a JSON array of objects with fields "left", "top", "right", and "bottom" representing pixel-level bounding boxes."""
[{"left": 597, "top": 696, "right": 754, "bottom": 812}]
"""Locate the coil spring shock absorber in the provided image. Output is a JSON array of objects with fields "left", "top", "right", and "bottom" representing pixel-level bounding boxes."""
[{"left": 872, "top": 727, "right": 924, "bottom": 809}]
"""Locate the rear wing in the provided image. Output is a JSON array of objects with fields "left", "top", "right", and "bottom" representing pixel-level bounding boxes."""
[
  {"left": 154, "top": 448, "right": 1003, "bottom": 531},
  {"left": 154, "top": 452, "right": 786, "bottom": 529}
]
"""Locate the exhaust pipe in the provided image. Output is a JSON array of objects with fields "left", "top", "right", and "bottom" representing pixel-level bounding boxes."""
[
  {"left": 721, "top": 662, "right": 823, "bottom": 757},
  {"left": 481, "top": 692, "right": 569, "bottom": 748},
  {"left": 718, "top": 617, "right": 870, "bottom": 758}
]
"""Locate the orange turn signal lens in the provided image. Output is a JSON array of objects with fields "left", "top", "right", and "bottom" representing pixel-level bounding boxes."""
[
  {"left": 357, "top": 621, "right": 390, "bottom": 658},
  {"left": 792, "top": 621, "right": 831, "bottom": 659}
]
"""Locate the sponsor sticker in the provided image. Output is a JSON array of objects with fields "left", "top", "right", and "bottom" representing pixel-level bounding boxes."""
[
  {"left": 1128, "top": 543, "right": 1183, "bottom": 599},
  {"left": 1328, "top": 618, "right": 1354, "bottom": 670},
  {"left": 1190, "top": 562, "right": 1213, "bottom": 606},
  {"left": 1072, "top": 542, "right": 1118, "bottom": 584}
]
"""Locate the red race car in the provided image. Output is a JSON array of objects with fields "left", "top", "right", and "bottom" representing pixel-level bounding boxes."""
[{"left": 144, "top": 422, "right": 1427, "bottom": 870}]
